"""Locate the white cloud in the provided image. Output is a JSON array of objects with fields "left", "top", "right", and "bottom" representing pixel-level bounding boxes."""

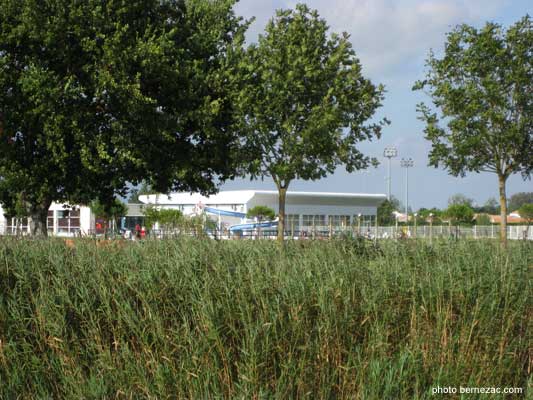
[{"left": 235, "top": 0, "right": 509, "bottom": 79}]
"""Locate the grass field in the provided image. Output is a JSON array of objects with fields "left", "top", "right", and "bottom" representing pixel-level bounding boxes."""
[{"left": 0, "top": 238, "right": 530, "bottom": 399}]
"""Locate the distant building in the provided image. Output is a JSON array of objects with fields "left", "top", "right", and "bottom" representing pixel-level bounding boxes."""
[
  {"left": 487, "top": 211, "right": 527, "bottom": 224},
  {"left": 139, "top": 190, "right": 386, "bottom": 232},
  {"left": 0, "top": 203, "right": 93, "bottom": 236},
  {"left": 0, "top": 190, "right": 387, "bottom": 235}
]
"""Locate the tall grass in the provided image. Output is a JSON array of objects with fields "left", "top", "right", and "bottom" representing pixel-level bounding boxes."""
[{"left": 0, "top": 238, "right": 530, "bottom": 399}]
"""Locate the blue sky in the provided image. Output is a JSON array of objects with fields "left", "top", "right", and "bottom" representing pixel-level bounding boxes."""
[{"left": 221, "top": 0, "right": 532, "bottom": 210}]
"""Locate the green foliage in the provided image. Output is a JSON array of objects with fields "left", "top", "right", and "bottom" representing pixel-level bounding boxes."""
[
  {"left": 0, "top": 239, "right": 529, "bottom": 398},
  {"left": 141, "top": 206, "right": 215, "bottom": 234},
  {"left": 90, "top": 199, "right": 127, "bottom": 220},
  {"left": 234, "top": 4, "right": 386, "bottom": 240},
  {"left": 475, "top": 213, "right": 492, "bottom": 225},
  {"left": 246, "top": 205, "right": 276, "bottom": 221},
  {"left": 518, "top": 203, "right": 533, "bottom": 222},
  {"left": 509, "top": 192, "right": 533, "bottom": 212},
  {"left": 0, "top": 0, "right": 248, "bottom": 234},
  {"left": 447, "top": 194, "right": 474, "bottom": 207},
  {"left": 414, "top": 16, "right": 533, "bottom": 243},
  {"left": 142, "top": 206, "right": 183, "bottom": 230},
  {"left": 90, "top": 198, "right": 127, "bottom": 233},
  {"left": 475, "top": 197, "right": 500, "bottom": 215},
  {"left": 417, "top": 208, "right": 443, "bottom": 225},
  {"left": 128, "top": 182, "right": 154, "bottom": 204},
  {"left": 446, "top": 204, "right": 475, "bottom": 225},
  {"left": 377, "top": 197, "right": 401, "bottom": 225}
]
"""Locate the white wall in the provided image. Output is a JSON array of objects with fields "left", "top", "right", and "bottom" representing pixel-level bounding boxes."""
[
  {"left": 80, "top": 206, "right": 93, "bottom": 235},
  {"left": 245, "top": 198, "right": 378, "bottom": 225},
  {"left": 0, "top": 203, "right": 93, "bottom": 237}
]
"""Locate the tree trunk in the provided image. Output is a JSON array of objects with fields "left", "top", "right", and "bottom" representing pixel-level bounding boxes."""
[
  {"left": 277, "top": 186, "right": 287, "bottom": 243},
  {"left": 29, "top": 201, "right": 51, "bottom": 237},
  {"left": 498, "top": 173, "right": 508, "bottom": 247}
]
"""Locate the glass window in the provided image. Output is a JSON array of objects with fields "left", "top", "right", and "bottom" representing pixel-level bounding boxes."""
[
  {"left": 231, "top": 204, "right": 244, "bottom": 212},
  {"left": 47, "top": 210, "right": 54, "bottom": 232},
  {"left": 328, "top": 215, "right": 351, "bottom": 226},
  {"left": 353, "top": 215, "right": 374, "bottom": 227},
  {"left": 54, "top": 208, "right": 81, "bottom": 234},
  {"left": 7, "top": 217, "right": 28, "bottom": 235},
  {"left": 285, "top": 214, "right": 300, "bottom": 230},
  {"left": 302, "top": 215, "right": 325, "bottom": 227}
]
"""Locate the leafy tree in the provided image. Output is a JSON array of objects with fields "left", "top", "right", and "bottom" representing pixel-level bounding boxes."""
[
  {"left": 0, "top": 0, "right": 247, "bottom": 236},
  {"left": 246, "top": 205, "right": 276, "bottom": 239},
  {"left": 475, "top": 213, "right": 491, "bottom": 225},
  {"left": 128, "top": 182, "right": 155, "bottom": 204},
  {"left": 508, "top": 192, "right": 533, "bottom": 212},
  {"left": 247, "top": 206, "right": 276, "bottom": 222},
  {"left": 446, "top": 203, "right": 474, "bottom": 239},
  {"left": 448, "top": 194, "right": 474, "bottom": 207},
  {"left": 518, "top": 203, "right": 533, "bottom": 221},
  {"left": 142, "top": 206, "right": 183, "bottom": 231},
  {"left": 142, "top": 206, "right": 215, "bottom": 237},
  {"left": 412, "top": 212, "right": 427, "bottom": 226},
  {"left": 518, "top": 203, "right": 533, "bottom": 239},
  {"left": 414, "top": 16, "right": 533, "bottom": 246},
  {"left": 477, "top": 197, "right": 500, "bottom": 215},
  {"left": 90, "top": 199, "right": 127, "bottom": 234},
  {"left": 234, "top": 4, "right": 386, "bottom": 242},
  {"left": 446, "top": 204, "right": 474, "bottom": 225},
  {"left": 417, "top": 208, "right": 444, "bottom": 225},
  {"left": 378, "top": 196, "right": 401, "bottom": 226}
]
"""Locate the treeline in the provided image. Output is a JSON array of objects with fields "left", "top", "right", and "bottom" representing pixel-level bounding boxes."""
[{"left": 378, "top": 192, "right": 533, "bottom": 226}]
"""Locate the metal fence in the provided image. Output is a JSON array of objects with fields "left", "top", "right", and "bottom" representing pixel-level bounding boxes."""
[
  {"left": 3, "top": 225, "right": 531, "bottom": 241},
  {"left": 372, "top": 225, "right": 532, "bottom": 241},
  {"left": 143, "top": 225, "right": 532, "bottom": 241}
]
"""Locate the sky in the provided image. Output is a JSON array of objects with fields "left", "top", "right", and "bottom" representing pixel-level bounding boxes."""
[{"left": 221, "top": 0, "right": 532, "bottom": 210}]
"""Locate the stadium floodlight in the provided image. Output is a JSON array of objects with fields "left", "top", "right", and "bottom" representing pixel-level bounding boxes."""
[
  {"left": 400, "top": 158, "right": 414, "bottom": 221},
  {"left": 383, "top": 147, "right": 398, "bottom": 201}
]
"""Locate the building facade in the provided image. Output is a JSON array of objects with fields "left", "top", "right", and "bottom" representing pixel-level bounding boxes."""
[
  {"left": 139, "top": 190, "right": 386, "bottom": 232},
  {"left": 0, "top": 190, "right": 387, "bottom": 236},
  {"left": 0, "top": 203, "right": 93, "bottom": 236}
]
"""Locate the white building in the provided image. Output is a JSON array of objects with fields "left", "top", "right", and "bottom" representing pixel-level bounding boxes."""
[
  {"left": 139, "top": 190, "right": 386, "bottom": 232},
  {"left": 0, "top": 190, "right": 386, "bottom": 236},
  {"left": 0, "top": 202, "right": 93, "bottom": 236}
]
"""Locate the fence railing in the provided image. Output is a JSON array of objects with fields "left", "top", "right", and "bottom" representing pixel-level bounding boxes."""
[
  {"left": 143, "top": 225, "right": 532, "bottom": 241},
  {"left": 2, "top": 225, "right": 531, "bottom": 241}
]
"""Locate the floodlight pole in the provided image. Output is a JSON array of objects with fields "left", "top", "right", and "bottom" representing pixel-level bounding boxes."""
[
  {"left": 400, "top": 158, "right": 414, "bottom": 225},
  {"left": 383, "top": 147, "right": 398, "bottom": 201}
]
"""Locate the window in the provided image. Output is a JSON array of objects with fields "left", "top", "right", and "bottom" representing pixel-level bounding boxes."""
[
  {"left": 285, "top": 214, "right": 300, "bottom": 231},
  {"left": 47, "top": 210, "right": 54, "bottom": 233},
  {"left": 7, "top": 217, "right": 28, "bottom": 235},
  {"left": 353, "top": 215, "right": 374, "bottom": 227},
  {"left": 231, "top": 204, "right": 243, "bottom": 212},
  {"left": 328, "top": 215, "right": 351, "bottom": 226},
  {"left": 302, "top": 215, "right": 325, "bottom": 227},
  {"left": 57, "top": 208, "right": 80, "bottom": 234}
]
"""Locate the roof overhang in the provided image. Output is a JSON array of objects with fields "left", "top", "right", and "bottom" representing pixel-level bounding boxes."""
[{"left": 139, "top": 190, "right": 387, "bottom": 206}]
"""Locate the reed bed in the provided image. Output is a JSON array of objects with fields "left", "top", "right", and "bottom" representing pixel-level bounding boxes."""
[{"left": 0, "top": 237, "right": 530, "bottom": 399}]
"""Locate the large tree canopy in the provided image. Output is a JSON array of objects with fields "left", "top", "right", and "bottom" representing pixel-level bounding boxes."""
[
  {"left": 0, "top": 0, "right": 247, "bottom": 235},
  {"left": 235, "top": 4, "right": 386, "bottom": 242},
  {"left": 414, "top": 16, "right": 533, "bottom": 245},
  {"left": 508, "top": 192, "right": 533, "bottom": 212}
]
